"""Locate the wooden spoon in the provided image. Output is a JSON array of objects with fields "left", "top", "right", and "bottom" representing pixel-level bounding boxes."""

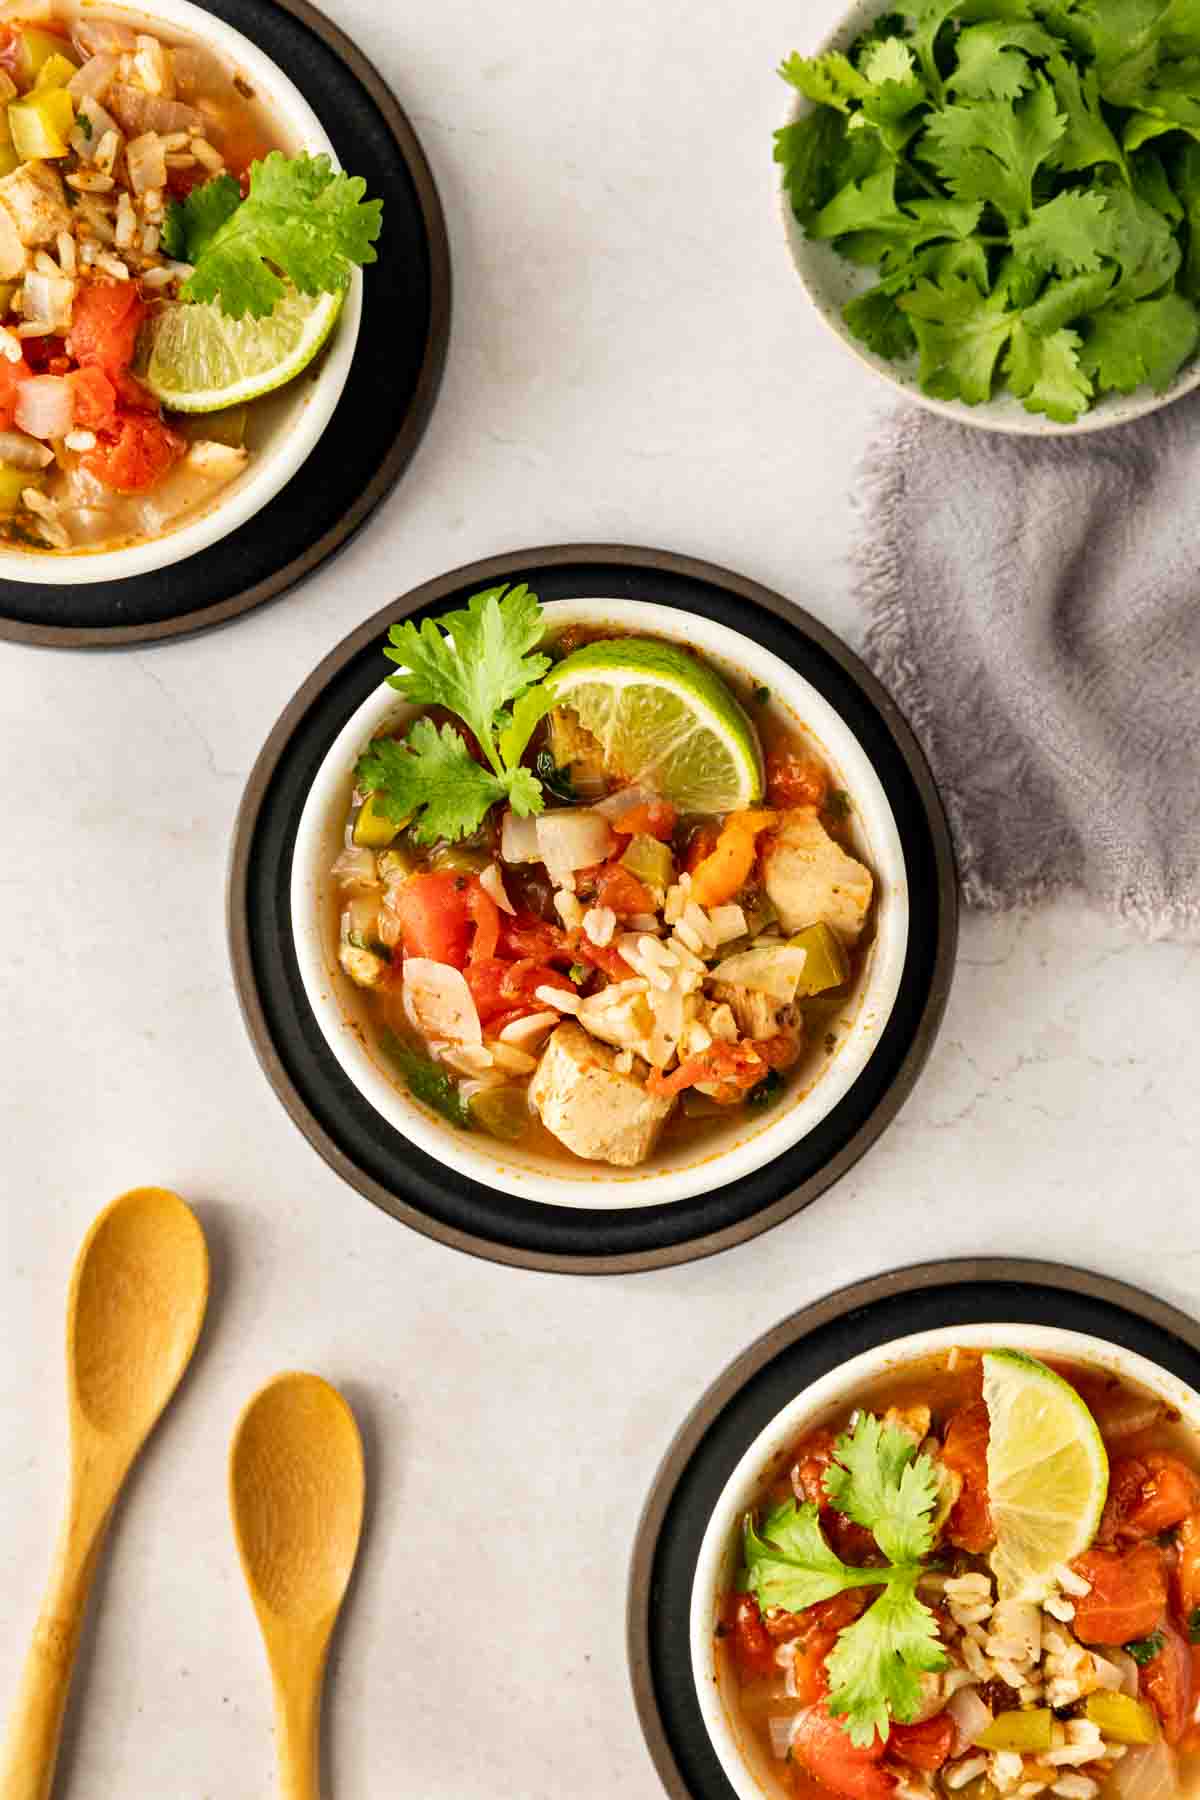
[
  {"left": 0, "top": 1186, "right": 209, "bottom": 1800},
  {"left": 230, "top": 1373, "right": 365, "bottom": 1800}
]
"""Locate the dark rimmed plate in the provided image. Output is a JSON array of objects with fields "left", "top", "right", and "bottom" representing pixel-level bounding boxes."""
[
  {"left": 0, "top": 0, "right": 450, "bottom": 650},
  {"left": 227, "top": 544, "right": 958, "bottom": 1275},
  {"left": 628, "top": 1259, "right": 1200, "bottom": 1800}
]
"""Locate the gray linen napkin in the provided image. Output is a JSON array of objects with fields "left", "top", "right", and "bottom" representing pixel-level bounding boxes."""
[{"left": 857, "top": 395, "right": 1200, "bottom": 939}]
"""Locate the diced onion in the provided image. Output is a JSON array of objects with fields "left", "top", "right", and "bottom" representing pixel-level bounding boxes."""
[
  {"left": 479, "top": 862, "right": 515, "bottom": 914},
  {"left": 947, "top": 1687, "right": 993, "bottom": 1755},
  {"left": 767, "top": 1716, "right": 796, "bottom": 1761},
  {"left": 330, "top": 846, "right": 379, "bottom": 890},
  {"left": 68, "top": 54, "right": 119, "bottom": 103},
  {"left": 593, "top": 785, "right": 655, "bottom": 822},
  {"left": 107, "top": 83, "right": 200, "bottom": 138},
  {"left": 535, "top": 810, "right": 615, "bottom": 885},
  {"left": 21, "top": 273, "right": 76, "bottom": 332},
  {"left": 708, "top": 945, "right": 810, "bottom": 1001},
  {"left": 125, "top": 129, "right": 168, "bottom": 194},
  {"left": 1107, "top": 1649, "right": 1142, "bottom": 1698},
  {"left": 402, "top": 958, "right": 482, "bottom": 1046},
  {"left": 74, "top": 19, "right": 138, "bottom": 53},
  {"left": 0, "top": 430, "right": 53, "bottom": 470},
  {"left": 1106, "top": 1740, "right": 1180, "bottom": 1800},
  {"left": 500, "top": 810, "right": 541, "bottom": 863},
  {"left": 72, "top": 93, "right": 121, "bottom": 158},
  {"left": 14, "top": 375, "right": 74, "bottom": 442}
]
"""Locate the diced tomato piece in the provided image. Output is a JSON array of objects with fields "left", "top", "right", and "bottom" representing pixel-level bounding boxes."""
[
  {"left": 566, "top": 931, "right": 636, "bottom": 982},
  {"left": 647, "top": 1038, "right": 769, "bottom": 1101},
  {"left": 465, "top": 957, "right": 573, "bottom": 1025},
  {"left": 792, "top": 1630, "right": 837, "bottom": 1706},
  {"left": 1099, "top": 1457, "right": 1152, "bottom": 1545},
  {"left": 465, "top": 881, "right": 500, "bottom": 963},
  {"left": 941, "top": 1401, "right": 995, "bottom": 1554},
  {"left": 1142, "top": 1615, "right": 1192, "bottom": 1746},
  {"left": 790, "top": 1710, "right": 895, "bottom": 1800},
  {"left": 1127, "top": 1455, "right": 1200, "bottom": 1538},
  {"left": 888, "top": 1714, "right": 956, "bottom": 1772},
  {"left": 20, "top": 334, "right": 64, "bottom": 373},
  {"left": 1071, "top": 1543, "right": 1169, "bottom": 1647},
  {"left": 81, "top": 409, "right": 185, "bottom": 494},
  {"left": 766, "top": 748, "right": 830, "bottom": 811},
  {"left": 684, "top": 824, "right": 718, "bottom": 873},
  {"left": 391, "top": 872, "right": 475, "bottom": 969},
  {"left": 689, "top": 809, "right": 779, "bottom": 909},
  {"left": 68, "top": 281, "right": 147, "bottom": 383},
  {"left": 726, "top": 1593, "right": 778, "bottom": 1682},
  {"left": 1176, "top": 1513, "right": 1200, "bottom": 1623},
  {"left": 0, "top": 350, "right": 31, "bottom": 429},
  {"left": 593, "top": 861, "right": 653, "bottom": 917},
  {"left": 67, "top": 365, "right": 118, "bottom": 434},
  {"left": 613, "top": 799, "right": 677, "bottom": 841},
  {"left": 498, "top": 913, "right": 570, "bottom": 965}
]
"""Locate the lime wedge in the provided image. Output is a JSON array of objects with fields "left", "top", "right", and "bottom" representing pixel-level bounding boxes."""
[
  {"left": 138, "top": 287, "right": 343, "bottom": 413},
  {"left": 546, "top": 638, "right": 764, "bottom": 813},
  {"left": 983, "top": 1349, "right": 1109, "bottom": 1601}
]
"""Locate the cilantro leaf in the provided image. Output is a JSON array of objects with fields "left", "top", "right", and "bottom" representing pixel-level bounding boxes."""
[
  {"left": 845, "top": 284, "right": 919, "bottom": 356},
  {"left": 384, "top": 583, "right": 551, "bottom": 776},
  {"left": 949, "top": 21, "right": 1058, "bottom": 99},
  {"left": 163, "top": 172, "right": 241, "bottom": 264},
  {"left": 1081, "top": 290, "right": 1200, "bottom": 390},
  {"left": 182, "top": 152, "right": 383, "bottom": 321},
  {"left": 742, "top": 1501, "right": 874, "bottom": 1614},
  {"left": 355, "top": 721, "right": 509, "bottom": 845},
  {"left": 911, "top": 0, "right": 1039, "bottom": 95},
  {"left": 825, "top": 1576, "right": 947, "bottom": 1745},
  {"left": 779, "top": 50, "right": 871, "bottom": 112},
  {"left": 899, "top": 273, "right": 1015, "bottom": 400},
  {"left": 919, "top": 80, "right": 1066, "bottom": 227},
  {"left": 1104, "top": 184, "right": 1182, "bottom": 300},
  {"left": 1172, "top": 140, "right": 1200, "bottom": 295},
  {"left": 379, "top": 1031, "right": 472, "bottom": 1128},
  {"left": 775, "top": 110, "right": 850, "bottom": 228},
  {"left": 823, "top": 1413, "right": 941, "bottom": 1564},
  {"left": 1011, "top": 190, "right": 1115, "bottom": 272},
  {"left": 1044, "top": 54, "right": 1126, "bottom": 174},
  {"left": 1006, "top": 320, "right": 1094, "bottom": 417},
  {"left": 1021, "top": 266, "right": 1115, "bottom": 332}
]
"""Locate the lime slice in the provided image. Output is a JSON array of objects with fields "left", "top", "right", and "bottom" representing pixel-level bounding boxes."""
[
  {"left": 546, "top": 638, "right": 764, "bottom": 812},
  {"left": 138, "top": 287, "right": 343, "bottom": 413},
  {"left": 983, "top": 1349, "right": 1109, "bottom": 1601}
]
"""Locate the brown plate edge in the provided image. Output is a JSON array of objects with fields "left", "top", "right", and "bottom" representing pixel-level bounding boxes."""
[
  {"left": 226, "top": 541, "right": 959, "bottom": 1275},
  {"left": 2, "top": 0, "right": 452, "bottom": 651},
  {"left": 625, "top": 1257, "right": 1200, "bottom": 1800}
]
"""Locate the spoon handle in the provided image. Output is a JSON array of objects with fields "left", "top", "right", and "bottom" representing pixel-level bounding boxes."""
[
  {"left": 0, "top": 1505, "right": 106, "bottom": 1800},
  {"left": 271, "top": 1657, "right": 324, "bottom": 1800}
]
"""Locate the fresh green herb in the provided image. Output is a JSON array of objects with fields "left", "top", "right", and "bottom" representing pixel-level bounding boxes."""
[
  {"left": 742, "top": 1411, "right": 947, "bottom": 1743},
  {"left": 535, "top": 748, "right": 577, "bottom": 802},
  {"left": 747, "top": 1068, "right": 785, "bottom": 1108},
  {"left": 826, "top": 789, "right": 853, "bottom": 820},
  {"left": 167, "top": 154, "right": 383, "bottom": 321},
  {"left": 568, "top": 962, "right": 589, "bottom": 985},
  {"left": 777, "top": 5, "right": 1200, "bottom": 419},
  {"left": 1189, "top": 1608, "right": 1200, "bottom": 1644},
  {"left": 380, "top": 1030, "right": 471, "bottom": 1129},
  {"left": 754, "top": 684, "right": 771, "bottom": 704},
  {"left": 356, "top": 584, "right": 551, "bottom": 845},
  {"left": 346, "top": 930, "right": 392, "bottom": 960},
  {"left": 74, "top": 109, "right": 92, "bottom": 140},
  {"left": 1126, "top": 1631, "right": 1166, "bottom": 1666}
]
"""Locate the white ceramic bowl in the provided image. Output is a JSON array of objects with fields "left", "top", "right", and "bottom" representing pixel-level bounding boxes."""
[
  {"left": 0, "top": 0, "right": 361, "bottom": 584},
  {"left": 781, "top": 0, "right": 1200, "bottom": 435},
  {"left": 690, "top": 1322, "right": 1200, "bottom": 1800},
  {"left": 290, "top": 597, "right": 911, "bottom": 1210}
]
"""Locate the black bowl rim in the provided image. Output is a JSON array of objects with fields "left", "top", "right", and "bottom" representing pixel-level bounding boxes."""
[
  {"left": 626, "top": 1256, "right": 1200, "bottom": 1800},
  {"left": 0, "top": 0, "right": 451, "bottom": 650},
  {"left": 227, "top": 541, "right": 959, "bottom": 1274}
]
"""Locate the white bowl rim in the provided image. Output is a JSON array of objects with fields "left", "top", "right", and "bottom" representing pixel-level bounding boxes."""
[
  {"left": 779, "top": 0, "right": 1200, "bottom": 436},
  {"left": 689, "top": 1321, "right": 1200, "bottom": 1800},
  {"left": 289, "top": 595, "right": 912, "bottom": 1210},
  {"left": 0, "top": 0, "right": 361, "bottom": 585}
]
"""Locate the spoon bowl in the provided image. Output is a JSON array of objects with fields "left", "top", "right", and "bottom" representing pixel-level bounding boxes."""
[
  {"left": 230, "top": 1373, "right": 364, "bottom": 1800},
  {"left": 0, "top": 1187, "right": 209, "bottom": 1800}
]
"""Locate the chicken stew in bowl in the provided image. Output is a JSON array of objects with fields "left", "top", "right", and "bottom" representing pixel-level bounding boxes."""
[
  {"left": 326, "top": 584, "right": 879, "bottom": 1171},
  {"left": 719, "top": 1345, "right": 1200, "bottom": 1800}
]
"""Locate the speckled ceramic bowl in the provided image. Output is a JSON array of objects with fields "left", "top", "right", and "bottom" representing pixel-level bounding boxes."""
[{"left": 781, "top": 0, "right": 1200, "bottom": 435}]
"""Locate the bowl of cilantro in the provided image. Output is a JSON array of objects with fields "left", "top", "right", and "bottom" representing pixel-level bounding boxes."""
[
  {"left": 0, "top": 0, "right": 380, "bottom": 579},
  {"left": 690, "top": 1322, "right": 1200, "bottom": 1800},
  {"left": 776, "top": 0, "right": 1200, "bottom": 431}
]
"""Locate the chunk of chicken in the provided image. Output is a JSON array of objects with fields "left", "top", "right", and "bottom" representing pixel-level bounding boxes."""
[
  {"left": 529, "top": 1023, "right": 675, "bottom": 1167},
  {"left": 710, "top": 983, "right": 801, "bottom": 1043},
  {"left": 0, "top": 162, "right": 72, "bottom": 247},
  {"left": 762, "top": 807, "right": 874, "bottom": 944}
]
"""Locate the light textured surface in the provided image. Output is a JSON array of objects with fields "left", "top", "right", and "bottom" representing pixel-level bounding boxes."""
[{"left": 0, "top": 0, "right": 1197, "bottom": 1795}]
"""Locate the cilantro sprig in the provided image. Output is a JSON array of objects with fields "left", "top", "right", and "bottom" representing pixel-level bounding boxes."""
[
  {"left": 355, "top": 584, "right": 554, "bottom": 846},
  {"left": 776, "top": 2, "right": 1200, "bottom": 420},
  {"left": 162, "top": 153, "right": 382, "bottom": 321},
  {"left": 741, "top": 1412, "right": 948, "bottom": 1746}
]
